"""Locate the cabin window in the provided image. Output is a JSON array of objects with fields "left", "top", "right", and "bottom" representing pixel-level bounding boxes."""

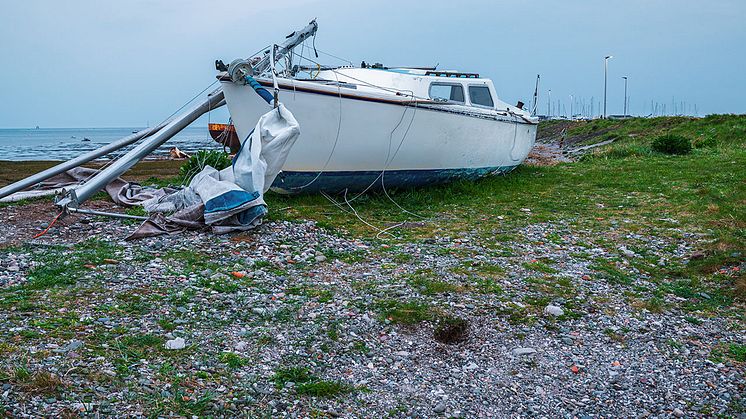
[
  {"left": 468, "top": 85, "right": 494, "bottom": 108},
  {"left": 428, "top": 83, "right": 465, "bottom": 103}
]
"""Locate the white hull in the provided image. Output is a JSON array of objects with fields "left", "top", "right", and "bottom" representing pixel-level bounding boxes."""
[{"left": 221, "top": 79, "right": 537, "bottom": 193}]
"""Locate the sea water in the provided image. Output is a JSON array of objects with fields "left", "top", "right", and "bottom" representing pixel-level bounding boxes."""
[{"left": 0, "top": 126, "right": 222, "bottom": 161}]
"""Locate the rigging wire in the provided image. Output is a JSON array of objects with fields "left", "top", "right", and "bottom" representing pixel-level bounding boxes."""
[
  {"left": 77, "top": 80, "right": 221, "bottom": 187},
  {"left": 314, "top": 48, "right": 354, "bottom": 66}
]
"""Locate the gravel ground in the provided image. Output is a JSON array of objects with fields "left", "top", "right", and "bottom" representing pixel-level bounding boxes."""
[{"left": 0, "top": 201, "right": 744, "bottom": 418}]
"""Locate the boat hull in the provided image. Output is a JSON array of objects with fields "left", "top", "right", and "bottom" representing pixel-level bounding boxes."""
[{"left": 221, "top": 80, "right": 537, "bottom": 194}]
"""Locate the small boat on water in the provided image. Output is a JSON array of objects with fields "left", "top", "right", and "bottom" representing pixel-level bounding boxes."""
[{"left": 218, "top": 20, "right": 538, "bottom": 194}]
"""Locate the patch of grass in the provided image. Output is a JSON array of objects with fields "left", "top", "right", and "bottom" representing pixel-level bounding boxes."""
[
  {"left": 179, "top": 150, "right": 231, "bottom": 183},
  {"left": 18, "top": 239, "right": 121, "bottom": 291},
  {"left": 165, "top": 249, "right": 222, "bottom": 275},
  {"left": 13, "top": 366, "right": 31, "bottom": 381},
  {"left": 18, "top": 371, "right": 64, "bottom": 395},
  {"left": 409, "top": 274, "right": 463, "bottom": 295},
  {"left": 273, "top": 366, "right": 314, "bottom": 389},
  {"left": 588, "top": 260, "right": 633, "bottom": 285},
  {"left": 710, "top": 343, "right": 746, "bottom": 363},
  {"left": 121, "top": 333, "right": 163, "bottom": 348},
  {"left": 684, "top": 316, "right": 703, "bottom": 325},
  {"left": 659, "top": 277, "right": 735, "bottom": 312},
  {"left": 196, "top": 275, "right": 241, "bottom": 293},
  {"left": 158, "top": 319, "right": 176, "bottom": 332},
  {"left": 286, "top": 285, "right": 334, "bottom": 302},
  {"left": 296, "top": 380, "right": 354, "bottom": 397},
  {"left": 473, "top": 277, "right": 504, "bottom": 294},
  {"left": 219, "top": 352, "right": 247, "bottom": 369},
  {"left": 643, "top": 296, "right": 666, "bottom": 313},
  {"left": 322, "top": 248, "right": 367, "bottom": 264},
  {"left": 522, "top": 261, "right": 559, "bottom": 274},
  {"left": 352, "top": 340, "right": 370, "bottom": 354},
  {"left": 495, "top": 303, "right": 536, "bottom": 326},
  {"left": 651, "top": 134, "right": 692, "bottom": 155},
  {"left": 326, "top": 321, "right": 340, "bottom": 341},
  {"left": 272, "top": 366, "right": 354, "bottom": 398},
  {"left": 603, "top": 328, "right": 626, "bottom": 343},
  {"left": 376, "top": 300, "right": 433, "bottom": 325}
]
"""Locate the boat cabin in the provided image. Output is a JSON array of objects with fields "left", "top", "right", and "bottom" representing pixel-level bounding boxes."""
[{"left": 315, "top": 67, "right": 515, "bottom": 112}]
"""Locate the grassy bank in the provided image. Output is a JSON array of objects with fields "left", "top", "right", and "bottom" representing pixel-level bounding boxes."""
[
  {"left": 268, "top": 115, "right": 745, "bottom": 308},
  {"left": 0, "top": 160, "right": 183, "bottom": 187}
]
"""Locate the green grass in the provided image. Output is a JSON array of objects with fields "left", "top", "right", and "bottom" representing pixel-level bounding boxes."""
[
  {"left": 275, "top": 116, "right": 746, "bottom": 313},
  {"left": 272, "top": 366, "right": 354, "bottom": 397},
  {"left": 710, "top": 343, "right": 746, "bottom": 363},
  {"left": 21, "top": 239, "right": 120, "bottom": 291},
  {"left": 522, "top": 261, "right": 559, "bottom": 274},
  {"left": 273, "top": 366, "right": 314, "bottom": 389},
  {"left": 219, "top": 352, "right": 247, "bottom": 369},
  {"left": 375, "top": 300, "right": 433, "bottom": 325},
  {"left": 267, "top": 118, "right": 744, "bottom": 278},
  {"left": 296, "top": 380, "right": 354, "bottom": 397}
]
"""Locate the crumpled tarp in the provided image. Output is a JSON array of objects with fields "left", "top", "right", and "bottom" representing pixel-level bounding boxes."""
[{"left": 40, "top": 104, "right": 299, "bottom": 239}]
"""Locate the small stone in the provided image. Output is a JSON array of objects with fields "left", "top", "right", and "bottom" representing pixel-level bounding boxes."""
[
  {"left": 544, "top": 305, "right": 564, "bottom": 317},
  {"left": 672, "top": 408, "right": 684, "bottom": 417},
  {"left": 64, "top": 340, "right": 84, "bottom": 352},
  {"left": 433, "top": 402, "right": 447, "bottom": 413},
  {"left": 165, "top": 337, "right": 186, "bottom": 350},
  {"left": 512, "top": 347, "right": 537, "bottom": 356},
  {"left": 7, "top": 264, "right": 19, "bottom": 272},
  {"left": 315, "top": 255, "right": 327, "bottom": 262}
]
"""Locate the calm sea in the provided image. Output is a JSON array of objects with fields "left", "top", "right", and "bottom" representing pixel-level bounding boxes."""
[{"left": 0, "top": 127, "right": 222, "bottom": 161}]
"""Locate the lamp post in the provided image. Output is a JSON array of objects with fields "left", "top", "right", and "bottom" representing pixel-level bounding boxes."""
[
  {"left": 604, "top": 55, "right": 613, "bottom": 119},
  {"left": 622, "top": 76, "right": 628, "bottom": 116}
]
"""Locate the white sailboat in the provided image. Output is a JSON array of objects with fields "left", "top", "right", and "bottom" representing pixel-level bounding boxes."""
[{"left": 219, "top": 19, "right": 538, "bottom": 194}]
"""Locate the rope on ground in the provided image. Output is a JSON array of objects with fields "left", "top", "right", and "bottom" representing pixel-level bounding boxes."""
[{"left": 32, "top": 210, "right": 64, "bottom": 239}]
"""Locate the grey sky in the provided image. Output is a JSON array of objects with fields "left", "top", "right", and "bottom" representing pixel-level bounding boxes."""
[{"left": 1, "top": 0, "right": 744, "bottom": 127}]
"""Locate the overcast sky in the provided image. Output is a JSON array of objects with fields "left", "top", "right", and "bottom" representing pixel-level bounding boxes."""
[{"left": 1, "top": 0, "right": 744, "bottom": 127}]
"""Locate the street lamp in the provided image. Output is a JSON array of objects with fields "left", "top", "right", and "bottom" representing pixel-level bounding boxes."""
[
  {"left": 604, "top": 55, "right": 613, "bottom": 119},
  {"left": 622, "top": 76, "right": 628, "bottom": 116}
]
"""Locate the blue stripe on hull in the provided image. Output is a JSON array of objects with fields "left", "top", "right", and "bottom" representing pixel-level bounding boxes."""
[{"left": 270, "top": 166, "right": 518, "bottom": 194}]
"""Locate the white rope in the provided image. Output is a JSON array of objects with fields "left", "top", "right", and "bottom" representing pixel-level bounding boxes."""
[{"left": 342, "top": 189, "right": 396, "bottom": 238}]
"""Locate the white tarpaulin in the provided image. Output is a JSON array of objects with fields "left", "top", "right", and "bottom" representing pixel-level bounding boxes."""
[{"left": 129, "top": 103, "right": 300, "bottom": 238}]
